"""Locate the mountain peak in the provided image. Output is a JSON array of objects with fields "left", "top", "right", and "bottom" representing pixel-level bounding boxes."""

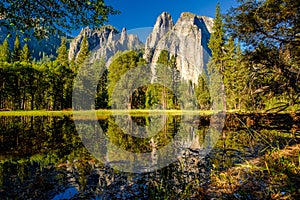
[
  {"left": 180, "top": 12, "right": 197, "bottom": 19},
  {"left": 144, "top": 12, "right": 174, "bottom": 61},
  {"left": 68, "top": 25, "right": 143, "bottom": 62},
  {"left": 145, "top": 11, "right": 213, "bottom": 83},
  {"left": 154, "top": 12, "right": 174, "bottom": 29}
]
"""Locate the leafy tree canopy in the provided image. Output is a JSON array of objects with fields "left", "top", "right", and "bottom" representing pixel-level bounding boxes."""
[
  {"left": 0, "top": 0, "right": 119, "bottom": 39},
  {"left": 226, "top": 0, "right": 300, "bottom": 110},
  {"left": 226, "top": 0, "right": 300, "bottom": 49}
]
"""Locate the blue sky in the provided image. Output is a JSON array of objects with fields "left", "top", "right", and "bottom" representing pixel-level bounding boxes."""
[{"left": 105, "top": 0, "right": 238, "bottom": 30}]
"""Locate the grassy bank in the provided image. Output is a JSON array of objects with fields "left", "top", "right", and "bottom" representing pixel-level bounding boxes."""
[
  {"left": 0, "top": 109, "right": 223, "bottom": 117},
  {"left": 0, "top": 109, "right": 296, "bottom": 117},
  {"left": 207, "top": 144, "right": 300, "bottom": 199}
]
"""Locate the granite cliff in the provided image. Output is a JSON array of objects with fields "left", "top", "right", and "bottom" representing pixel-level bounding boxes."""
[
  {"left": 68, "top": 12, "right": 213, "bottom": 83},
  {"left": 145, "top": 12, "right": 213, "bottom": 83},
  {"left": 68, "top": 25, "right": 143, "bottom": 62}
]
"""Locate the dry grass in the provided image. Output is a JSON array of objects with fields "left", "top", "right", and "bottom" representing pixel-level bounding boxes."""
[{"left": 207, "top": 144, "right": 300, "bottom": 199}]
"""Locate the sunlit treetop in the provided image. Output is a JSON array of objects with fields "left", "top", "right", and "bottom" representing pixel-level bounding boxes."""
[{"left": 0, "top": 0, "right": 119, "bottom": 39}]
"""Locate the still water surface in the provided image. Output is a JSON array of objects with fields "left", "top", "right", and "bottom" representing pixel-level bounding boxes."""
[{"left": 0, "top": 114, "right": 298, "bottom": 199}]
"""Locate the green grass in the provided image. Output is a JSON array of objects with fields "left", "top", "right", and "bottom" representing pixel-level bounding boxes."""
[
  {"left": 0, "top": 110, "right": 73, "bottom": 116},
  {"left": 0, "top": 109, "right": 220, "bottom": 117},
  {"left": 0, "top": 109, "right": 297, "bottom": 117},
  {"left": 208, "top": 144, "right": 300, "bottom": 199}
]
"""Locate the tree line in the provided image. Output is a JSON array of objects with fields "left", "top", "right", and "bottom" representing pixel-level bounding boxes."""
[
  {"left": 0, "top": 0, "right": 299, "bottom": 111},
  {"left": 206, "top": 1, "right": 299, "bottom": 112},
  {"left": 0, "top": 36, "right": 89, "bottom": 110}
]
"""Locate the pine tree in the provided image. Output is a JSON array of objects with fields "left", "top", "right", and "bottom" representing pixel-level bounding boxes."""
[
  {"left": 0, "top": 38, "right": 10, "bottom": 62},
  {"left": 226, "top": 0, "right": 300, "bottom": 110},
  {"left": 76, "top": 35, "right": 89, "bottom": 65},
  {"left": 195, "top": 73, "right": 211, "bottom": 110},
  {"left": 234, "top": 41, "right": 250, "bottom": 109},
  {"left": 21, "top": 43, "right": 31, "bottom": 62},
  {"left": 208, "top": 3, "right": 225, "bottom": 68},
  {"left": 207, "top": 3, "right": 226, "bottom": 111},
  {"left": 96, "top": 69, "right": 109, "bottom": 109},
  {"left": 169, "top": 55, "right": 180, "bottom": 108},
  {"left": 223, "top": 36, "right": 236, "bottom": 109},
  {"left": 157, "top": 50, "right": 169, "bottom": 65},
  {"left": 56, "top": 37, "right": 69, "bottom": 67},
  {"left": 12, "top": 35, "right": 22, "bottom": 62},
  {"left": 156, "top": 50, "right": 170, "bottom": 109}
]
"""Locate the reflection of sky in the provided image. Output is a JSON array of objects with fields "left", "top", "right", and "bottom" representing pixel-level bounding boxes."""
[
  {"left": 52, "top": 187, "right": 78, "bottom": 200},
  {"left": 71, "top": 0, "right": 237, "bottom": 37}
]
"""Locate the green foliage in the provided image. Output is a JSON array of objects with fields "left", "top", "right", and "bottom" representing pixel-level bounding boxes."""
[
  {"left": 226, "top": 0, "right": 300, "bottom": 49},
  {"left": 157, "top": 50, "right": 169, "bottom": 65},
  {"left": 73, "top": 59, "right": 105, "bottom": 110},
  {"left": 0, "top": 1, "right": 298, "bottom": 112},
  {"left": 195, "top": 73, "right": 211, "bottom": 110},
  {"left": 12, "top": 35, "right": 21, "bottom": 62},
  {"left": 0, "top": 38, "right": 10, "bottom": 62},
  {"left": 207, "top": 4, "right": 253, "bottom": 111},
  {"left": 56, "top": 37, "right": 68, "bottom": 67},
  {"left": 96, "top": 69, "right": 109, "bottom": 109},
  {"left": 131, "top": 86, "right": 147, "bottom": 109},
  {"left": 107, "top": 50, "right": 147, "bottom": 108},
  {"left": 208, "top": 2, "right": 225, "bottom": 67},
  {"left": 226, "top": 0, "right": 300, "bottom": 111},
  {"left": 207, "top": 3, "right": 226, "bottom": 110},
  {"left": 0, "top": 38, "right": 75, "bottom": 110},
  {"left": 0, "top": 0, "right": 119, "bottom": 39},
  {"left": 146, "top": 50, "right": 180, "bottom": 110},
  {"left": 20, "top": 44, "right": 31, "bottom": 62},
  {"left": 223, "top": 37, "right": 250, "bottom": 110},
  {"left": 76, "top": 35, "right": 89, "bottom": 66}
]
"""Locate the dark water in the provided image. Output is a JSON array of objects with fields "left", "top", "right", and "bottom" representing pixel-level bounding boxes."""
[{"left": 0, "top": 113, "right": 299, "bottom": 199}]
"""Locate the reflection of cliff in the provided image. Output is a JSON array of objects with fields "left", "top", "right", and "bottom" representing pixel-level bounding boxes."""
[
  {"left": 103, "top": 115, "right": 209, "bottom": 173},
  {"left": 1, "top": 113, "right": 298, "bottom": 199}
]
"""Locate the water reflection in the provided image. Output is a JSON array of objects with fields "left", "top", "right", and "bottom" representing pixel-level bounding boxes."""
[
  {"left": 74, "top": 113, "right": 215, "bottom": 173},
  {"left": 0, "top": 113, "right": 298, "bottom": 199}
]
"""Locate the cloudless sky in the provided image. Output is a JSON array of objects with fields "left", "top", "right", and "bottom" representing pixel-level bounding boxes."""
[{"left": 105, "top": 0, "right": 238, "bottom": 30}]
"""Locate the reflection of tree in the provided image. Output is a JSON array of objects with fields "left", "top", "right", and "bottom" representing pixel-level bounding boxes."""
[
  {"left": 0, "top": 115, "right": 101, "bottom": 198},
  {"left": 0, "top": 113, "right": 298, "bottom": 199},
  {"left": 106, "top": 115, "right": 181, "bottom": 154}
]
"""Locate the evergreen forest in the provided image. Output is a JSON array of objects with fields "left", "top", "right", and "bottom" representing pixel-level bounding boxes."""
[{"left": 0, "top": 1, "right": 299, "bottom": 113}]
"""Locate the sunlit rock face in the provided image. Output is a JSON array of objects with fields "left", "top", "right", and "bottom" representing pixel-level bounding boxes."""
[
  {"left": 145, "top": 12, "right": 213, "bottom": 83},
  {"left": 144, "top": 12, "right": 174, "bottom": 61},
  {"left": 68, "top": 26, "right": 117, "bottom": 61},
  {"left": 69, "top": 12, "right": 213, "bottom": 83},
  {"left": 68, "top": 26, "right": 143, "bottom": 63}
]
